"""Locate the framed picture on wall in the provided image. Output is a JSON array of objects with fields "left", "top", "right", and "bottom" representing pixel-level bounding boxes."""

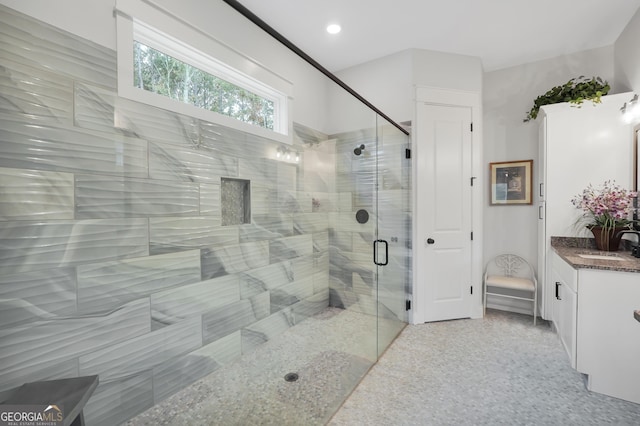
[{"left": 489, "top": 159, "right": 533, "bottom": 205}]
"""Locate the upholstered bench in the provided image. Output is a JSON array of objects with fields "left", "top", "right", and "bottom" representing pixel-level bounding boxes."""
[{"left": 484, "top": 254, "right": 537, "bottom": 325}]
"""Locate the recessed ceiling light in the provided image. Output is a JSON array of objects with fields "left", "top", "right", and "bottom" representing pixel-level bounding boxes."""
[{"left": 326, "top": 24, "right": 341, "bottom": 34}]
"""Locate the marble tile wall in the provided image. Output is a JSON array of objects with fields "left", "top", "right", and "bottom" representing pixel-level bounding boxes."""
[
  {"left": 329, "top": 125, "right": 412, "bottom": 322},
  {"left": 0, "top": 5, "right": 337, "bottom": 425},
  {"left": 0, "top": 5, "right": 411, "bottom": 424}
]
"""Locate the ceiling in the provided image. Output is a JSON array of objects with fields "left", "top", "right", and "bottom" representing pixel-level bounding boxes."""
[{"left": 234, "top": 0, "right": 640, "bottom": 73}]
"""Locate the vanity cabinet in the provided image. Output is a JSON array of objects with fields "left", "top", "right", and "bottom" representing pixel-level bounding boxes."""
[
  {"left": 550, "top": 251, "right": 577, "bottom": 368},
  {"left": 552, "top": 251, "right": 640, "bottom": 404},
  {"left": 577, "top": 268, "right": 640, "bottom": 404}
]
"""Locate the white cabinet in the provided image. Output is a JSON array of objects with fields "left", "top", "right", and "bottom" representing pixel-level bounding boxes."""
[
  {"left": 537, "top": 93, "right": 634, "bottom": 320},
  {"left": 550, "top": 251, "right": 577, "bottom": 368},
  {"left": 552, "top": 252, "right": 640, "bottom": 404},
  {"left": 577, "top": 268, "right": 640, "bottom": 404},
  {"left": 537, "top": 118, "right": 547, "bottom": 317}
]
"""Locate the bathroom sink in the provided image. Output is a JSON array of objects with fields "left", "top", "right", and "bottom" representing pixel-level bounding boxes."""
[{"left": 577, "top": 254, "right": 625, "bottom": 261}]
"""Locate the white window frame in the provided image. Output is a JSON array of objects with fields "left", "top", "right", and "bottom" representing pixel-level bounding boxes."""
[{"left": 115, "top": 0, "right": 293, "bottom": 144}]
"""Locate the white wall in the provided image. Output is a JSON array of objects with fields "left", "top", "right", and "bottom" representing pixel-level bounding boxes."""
[
  {"left": 330, "top": 48, "right": 482, "bottom": 135},
  {"left": 483, "top": 46, "right": 615, "bottom": 274},
  {"left": 411, "top": 49, "right": 483, "bottom": 94},
  {"left": 615, "top": 6, "right": 640, "bottom": 93},
  {"left": 0, "top": 0, "right": 116, "bottom": 49},
  {"left": 0, "top": 0, "right": 331, "bottom": 133},
  {"left": 333, "top": 50, "right": 413, "bottom": 127}
]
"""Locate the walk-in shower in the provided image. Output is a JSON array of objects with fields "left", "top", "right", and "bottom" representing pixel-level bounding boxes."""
[{"left": 0, "top": 2, "right": 411, "bottom": 425}]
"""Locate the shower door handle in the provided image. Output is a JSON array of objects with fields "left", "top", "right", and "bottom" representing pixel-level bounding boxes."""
[{"left": 373, "top": 239, "right": 389, "bottom": 266}]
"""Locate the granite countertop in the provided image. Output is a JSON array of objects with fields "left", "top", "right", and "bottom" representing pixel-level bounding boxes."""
[{"left": 551, "top": 237, "right": 640, "bottom": 273}]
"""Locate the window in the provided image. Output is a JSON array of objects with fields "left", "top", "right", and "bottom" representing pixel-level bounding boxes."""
[
  {"left": 133, "top": 41, "right": 275, "bottom": 130},
  {"left": 115, "top": 3, "right": 292, "bottom": 142}
]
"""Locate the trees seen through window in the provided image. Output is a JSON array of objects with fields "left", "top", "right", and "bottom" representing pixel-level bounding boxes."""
[{"left": 133, "top": 41, "right": 275, "bottom": 130}]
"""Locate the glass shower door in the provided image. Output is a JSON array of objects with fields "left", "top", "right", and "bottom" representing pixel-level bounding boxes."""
[{"left": 374, "top": 116, "right": 410, "bottom": 356}]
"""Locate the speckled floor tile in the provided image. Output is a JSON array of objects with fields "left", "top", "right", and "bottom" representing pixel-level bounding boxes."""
[
  {"left": 127, "top": 308, "right": 640, "bottom": 426},
  {"left": 126, "top": 308, "right": 400, "bottom": 426},
  {"left": 328, "top": 309, "right": 640, "bottom": 426}
]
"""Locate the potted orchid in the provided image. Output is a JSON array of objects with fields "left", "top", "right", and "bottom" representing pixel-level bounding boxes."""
[{"left": 571, "top": 180, "right": 637, "bottom": 251}]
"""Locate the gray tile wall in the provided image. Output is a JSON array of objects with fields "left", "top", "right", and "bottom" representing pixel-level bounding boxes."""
[
  {"left": 330, "top": 126, "right": 412, "bottom": 322},
  {"left": 0, "top": 5, "right": 335, "bottom": 425},
  {"left": 0, "top": 5, "right": 411, "bottom": 425}
]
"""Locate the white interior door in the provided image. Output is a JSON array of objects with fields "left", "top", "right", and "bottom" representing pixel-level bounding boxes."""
[{"left": 417, "top": 103, "right": 473, "bottom": 322}]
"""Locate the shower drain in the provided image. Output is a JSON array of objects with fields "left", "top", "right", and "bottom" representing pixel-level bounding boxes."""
[{"left": 284, "top": 372, "right": 299, "bottom": 382}]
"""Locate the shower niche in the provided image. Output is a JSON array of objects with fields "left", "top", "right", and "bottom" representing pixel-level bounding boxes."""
[{"left": 221, "top": 177, "right": 251, "bottom": 225}]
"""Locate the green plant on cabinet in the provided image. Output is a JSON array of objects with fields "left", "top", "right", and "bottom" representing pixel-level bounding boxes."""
[{"left": 524, "top": 76, "right": 610, "bottom": 122}]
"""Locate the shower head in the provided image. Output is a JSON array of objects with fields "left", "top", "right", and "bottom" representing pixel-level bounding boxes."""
[{"left": 353, "top": 144, "right": 365, "bottom": 156}]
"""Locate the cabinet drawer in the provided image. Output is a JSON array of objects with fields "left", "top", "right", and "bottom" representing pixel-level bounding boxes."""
[{"left": 551, "top": 251, "right": 577, "bottom": 292}]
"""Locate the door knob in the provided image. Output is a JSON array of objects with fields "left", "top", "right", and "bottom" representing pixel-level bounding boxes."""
[{"left": 426, "top": 238, "right": 435, "bottom": 245}]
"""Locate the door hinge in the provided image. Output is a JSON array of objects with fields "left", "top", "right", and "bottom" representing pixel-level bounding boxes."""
[
  {"left": 405, "top": 299, "right": 411, "bottom": 311},
  {"left": 470, "top": 231, "right": 474, "bottom": 241},
  {"left": 470, "top": 285, "right": 473, "bottom": 295},
  {"left": 470, "top": 122, "right": 473, "bottom": 132},
  {"left": 405, "top": 148, "right": 411, "bottom": 159}
]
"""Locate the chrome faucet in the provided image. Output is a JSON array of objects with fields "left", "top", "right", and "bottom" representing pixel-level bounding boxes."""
[{"left": 615, "top": 230, "right": 640, "bottom": 258}]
